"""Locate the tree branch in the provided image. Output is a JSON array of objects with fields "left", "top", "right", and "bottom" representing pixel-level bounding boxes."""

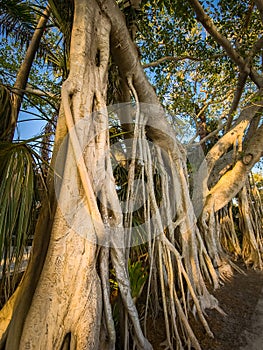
[
  {"left": 255, "top": 0, "right": 263, "bottom": 24},
  {"left": 142, "top": 54, "right": 222, "bottom": 69},
  {"left": 248, "top": 36, "right": 263, "bottom": 59},
  {"left": 225, "top": 35, "right": 263, "bottom": 130},
  {"left": 226, "top": 72, "right": 248, "bottom": 131},
  {"left": 205, "top": 90, "right": 263, "bottom": 176},
  {"left": 209, "top": 123, "right": 263, "bottom": 212},
  {"left": 187, "top": 0, "right": 263, "bottom": 88},
  {"left": 24, "top": 87, "right": 56, "bottom": 98},
  {"left": 187, "top": 0, "right": 247, "bottom": 68},
  {"left": 9, "top": 85, "right": 57, "bottom": 99},
  {"left": 196, "top": 121, "right": 225, "bottom": 146}
]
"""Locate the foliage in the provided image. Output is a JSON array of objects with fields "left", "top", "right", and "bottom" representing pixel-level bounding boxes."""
[
  {"left": 45, "top": 0, "right": 73, "bottom": 81},
  {"left": 128, "top": 259, "right": 148, "bottom": 302},
  {"left": 0, "top": 0, "right": 36, "bottom": 45},
  {"left": 137, "top": 0, "right": 261, "bottom": 147},
  {"left": 0, "top": 84, "right": 13, "bottom": 140},
  {"left": 253, "top": 171, "right": 263, "bottom": 189},
  {"left": 253, "top": 171, "right": 263, "bottom": 202},
  {"left": 0, "top": 142, "right": 39, "bottom": 305}
]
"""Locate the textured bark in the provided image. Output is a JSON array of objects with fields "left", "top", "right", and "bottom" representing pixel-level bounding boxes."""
[
  {"left": 8, "top": 1, "right": 153, "bottom": 349},
  {"left": 6, "top": 1, "right": 108, "bottom": 348},
  {"left": 208, "top": 150, "right": 234, "bottom": 188},
  {"left": 239, "top": 180, "right": 263, "bottom": 269},
  {"left": 208, "top": 123, "right": 263, "bottom": 213}
]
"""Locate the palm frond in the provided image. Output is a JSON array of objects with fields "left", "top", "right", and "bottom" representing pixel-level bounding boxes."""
[
  {"left": 48, "top": 0, "right": 73, "bottom": 40},
  {"left": 0, "top": 0, "right": 36, "bottom": 46},
  {"left": 48, "top": 0, "right": 74, "bottom": 67},
  {"left": 0, "top": 142, "right": 38, "bottom": 305},
  {"left": 46, "top": 45, "right": 69, "bottom": 80},
  {"left": 0, "top": 84, "right": 13, "bottom": 141}
]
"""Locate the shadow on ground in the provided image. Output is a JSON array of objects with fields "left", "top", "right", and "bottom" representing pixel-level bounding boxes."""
[{"left": 146, "top": 262, "right": 263, "bottom": 350}]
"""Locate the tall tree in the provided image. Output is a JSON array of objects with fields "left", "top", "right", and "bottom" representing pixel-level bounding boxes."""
[{"left": 0, "top": 0, "right": 262, "bottom": 349}]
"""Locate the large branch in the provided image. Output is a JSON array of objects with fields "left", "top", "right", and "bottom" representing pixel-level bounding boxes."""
[
  {"left": 142, "top": 54, "right": 222, "bottom": 69},
  {"left": 209, "top": 123, "right": 263, "bottom": 212},
  {"left": 97, "top": 0, "right": 183, "bottom": 160},
  {"left": 187, "top": 0, "right": 263, "bottom": 88},
  {"left": 205, "top": 91, "right": 263, "bottom": 176}
]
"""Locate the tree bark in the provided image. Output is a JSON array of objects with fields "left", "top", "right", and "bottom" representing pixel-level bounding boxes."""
[
  {"left": 239, "top": 183, "right": 263, "bottom": 269},
  {"left": 208, "top": 123, "right": 263, "bottom": 213},
  {"left": 9, "top": 5, "right": 50, "bottom": 140}
]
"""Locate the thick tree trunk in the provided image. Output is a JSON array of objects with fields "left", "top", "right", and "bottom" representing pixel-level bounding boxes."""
[
  {"left": 197, "top": 98, "right": 263, "bottom": 275},
  {"left": 2, "top": 2, "right": 153, "bottom": 349},
  {"left": 17, "top": 2, "right": 108, "bottom": 348}
]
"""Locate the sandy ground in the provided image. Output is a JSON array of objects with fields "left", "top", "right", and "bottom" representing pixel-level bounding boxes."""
[
  {"left": 197, "top": 263, "right": 263, "bottom": 350},
  {"left": 146, "top": 262, "right": 263, "bottom": 349},
  {"left": 239, "top": 284, "right": 263, "bottom": 350}
]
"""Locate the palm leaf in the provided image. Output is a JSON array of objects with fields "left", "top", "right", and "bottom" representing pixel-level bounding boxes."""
[
  {"left": 0, "top": 142, "right": 38, "bottom": 305},
  {"left": 0, "top": 84, "right": 13, "bottom": 141},
  {"left": 0, "top": 0, "right": 36, "bottom": 46},
  {"left": 46, "top": 46, "right": 69, "bottom": 80},
  {"left": 48, "top": 0, "right": 73, "bottom": 41},
  {"left": 48, "top": 0, "right": 74, "bottom": 72}
]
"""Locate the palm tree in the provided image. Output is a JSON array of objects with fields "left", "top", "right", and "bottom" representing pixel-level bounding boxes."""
[
  {"left": 0, "top": 0, "right": 36, "bottom": 44},
  {"left": 0, "top": 1, "right": 52, "bottom": 306}
]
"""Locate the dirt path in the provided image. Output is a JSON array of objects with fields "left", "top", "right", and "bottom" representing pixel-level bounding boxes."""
[
  {"left": 145, "top": 262, "right": 263, "bottom": 349},
  {"left": 197, "top": 263, "right": 263, "bottom": 350},
  {"left": 239, "top": 283, "right": 263, "bottom": 350}
]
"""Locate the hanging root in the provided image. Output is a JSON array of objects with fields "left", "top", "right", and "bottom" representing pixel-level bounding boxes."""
[
  {"left": 217, "top": 204, "right": 241, "bottom": 260},
  {"left": 111, "top": 245, "right": 153, "bottom": 350},
  {"left": 99, "top": 246, "right": 116, "bottom": 349},
  {"left": 133, "top": 123, "right": 216, "bottom": 348},
  {"left": 97, "top": 77, "right": 223, "bottom": 349},
  {"left": 239, "top": 181, "right": 263, "bottom": 269}
]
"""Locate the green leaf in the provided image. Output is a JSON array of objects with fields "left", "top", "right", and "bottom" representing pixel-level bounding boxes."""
[{"left": 0, "top": 142, "right": 38, "bottom": 304}]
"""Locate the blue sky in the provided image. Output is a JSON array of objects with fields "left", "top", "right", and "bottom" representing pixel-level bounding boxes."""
[{"left": 14, "top": 109, "right": 46, "bottom": 141}]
